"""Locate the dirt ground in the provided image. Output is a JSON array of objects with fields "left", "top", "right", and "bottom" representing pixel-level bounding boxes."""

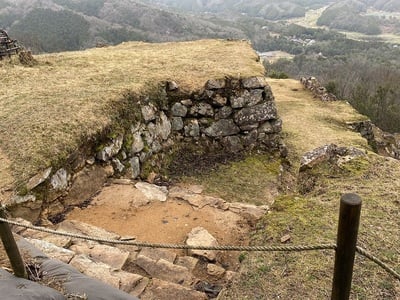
[{"left": 66, "top": 183, "right": 251, "bottom": 270}]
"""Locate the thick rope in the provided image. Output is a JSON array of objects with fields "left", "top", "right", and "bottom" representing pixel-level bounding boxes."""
[
  {"left": 1, "top": 217, "right": 399, "bottom": 281},
  {"left": 0, "top": 217, "right": 335, "bottom": 252},
  {"left": 356, "top": 246, "right": 400, "bottom": 281}
]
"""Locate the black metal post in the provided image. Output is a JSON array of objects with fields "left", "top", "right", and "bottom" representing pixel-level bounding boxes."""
[
  {"left": 0, "top": 206, "right": 27, "bottom": 278},
  {"left": 331, "top": 193, "right": 362, "bottom": 300}
]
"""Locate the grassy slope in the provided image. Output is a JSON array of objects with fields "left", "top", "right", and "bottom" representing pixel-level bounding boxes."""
[
  {"left": 183, "top": 79, "right": 400, "bottom": 298},
  {"left": 0, "top": 39, "right": 263, "bottom": 191}
]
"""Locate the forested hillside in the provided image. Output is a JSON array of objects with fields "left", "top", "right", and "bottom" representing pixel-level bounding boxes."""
[
  {"left": 262, "top": 22, "right": 400, "bottom": 133},
  {"left": 143, "top": 0, "right": 332, "bottom": 19},
  {"left": 0, "top": 0, "right": 244, "bottom": 53},
  {"left": 317, "top": 0, "right": 400, "bottom": 35}
]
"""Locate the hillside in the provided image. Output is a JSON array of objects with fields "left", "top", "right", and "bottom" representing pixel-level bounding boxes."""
[
  {"left": 0, "top": 0, "right": 244, "bottom": 53},
  {"left": 143, "top": 0, "right": 332, "bottom": 19}
]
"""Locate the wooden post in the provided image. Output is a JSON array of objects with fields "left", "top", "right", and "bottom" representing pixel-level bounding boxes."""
[
  {"left": 0, "top": 206, "right": 27, "bottom": 278},
  {"left": 331, "top": 193, "right": 362, "bottom": 300}
]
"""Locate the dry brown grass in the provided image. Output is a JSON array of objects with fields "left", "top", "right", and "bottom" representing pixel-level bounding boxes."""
[{"left": 0, "top": 39, "right": 263, "bottom": 188}]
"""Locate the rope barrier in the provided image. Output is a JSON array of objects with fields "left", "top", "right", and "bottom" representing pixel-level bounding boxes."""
[
  {"left": 1, "top": 217, "right": 399, "bottom": 281},
  {"left": 356, "top": 246, "right": 400, "bottom": 281},
  {"left": 0, "top": 217, "right": 335, "bottom": 252}
]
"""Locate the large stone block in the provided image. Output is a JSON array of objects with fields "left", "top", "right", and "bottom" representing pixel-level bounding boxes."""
[
  {"left": 234, "top": 102, "right": 277, "bottom": 126},
  {"left": 241, "top": 76, "right": 267, "bottom": 89},
  {"left": 230, "top": 89, "right": 263, "bottom": 108},
  {"left": 204, "top": 119, "right": 240, "bottom": 138},
  {"left": 63, "top": 165, "right": 111, "bottom": 207}
]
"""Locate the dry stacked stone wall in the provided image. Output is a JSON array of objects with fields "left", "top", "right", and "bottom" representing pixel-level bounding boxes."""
[
  {"left": 300, "top": 76, "right": 337, "bottom": 101},
  {"left": 8, "top": 76, "right": 283, "bottom": 222}
]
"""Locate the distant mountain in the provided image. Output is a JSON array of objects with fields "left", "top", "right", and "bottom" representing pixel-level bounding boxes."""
[
  {"left": 0, "top": 0, "right": 245, "bottom": 53},
  {"left": 142, "top": 0, "right": 333, "bottom": 20},
  {"left": 317, "top": 0, "right": 400, "bottom": 35},
  {"left": 363, "top": 0, "right": 400, "bottom": 11}
]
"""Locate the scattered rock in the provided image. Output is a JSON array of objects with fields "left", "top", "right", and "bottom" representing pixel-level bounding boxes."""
[
  {"left": 26, "top": 167, "right": 52, "bottom": 191},
  {"left": 134, "top": 182, "right": 168, "bottom": 202},
  {"left": 299, "top": 144, "right": 366, "bottom": 172},
  {"left": 167, "top": 81, "right": 179, "bottom": 91},
  {"left": 224, "top": 270, "right": 238, "bottom": 282},
  {"left": 206, "top": 264, "right": 226, "bottom": 278},
  {"left": 280, "top": 234, "right": 291, "bottom": 244},
  {"left": 186, "top": 227, "right": 218, "bottom": 262},
  {"left": 228, "top": 202, "right": 269, "bottom": 220}
]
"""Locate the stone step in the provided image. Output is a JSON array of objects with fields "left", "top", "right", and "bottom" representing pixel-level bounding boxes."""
[
  {"left": 12, "top": 217, "right": 238, "bottom": 299},
  {"left": 70, "top": 254, "right": 144, "bottom": 295},
  {"left": 70, "top": 241, "right": 130, "bottom": 269},
  {"left": 140, "top": 278, "right": 208, "bottom": 300}
]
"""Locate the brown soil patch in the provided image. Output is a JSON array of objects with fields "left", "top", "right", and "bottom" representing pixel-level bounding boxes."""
[{"left": 66, "top": 183, "right": 251, "bottom": 270}]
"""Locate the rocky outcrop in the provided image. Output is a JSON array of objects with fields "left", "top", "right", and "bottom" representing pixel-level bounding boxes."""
[
  {"left": 300, "top": 76, "right": 337, "bottom": 101},
  {"left": 298, "top": 144, "right": 366, "bottom": 194},
  {"left": 347, "top": 120, "right": 400, "bottom": 160},
  {"left": 6, "top": 76, "right": 282, "bottom": 222}
]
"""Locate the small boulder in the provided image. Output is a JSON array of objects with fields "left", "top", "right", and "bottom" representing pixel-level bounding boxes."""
[
  {"left": 186, "top": 227, "right": 218, "bottom": 262},
  {"left": 206, "top": 264, "right": 226, "bottom": 278},
  {"left": 26, "top": 167, "right": 52, "bottom": 191},
  {"left": 135, "top": 182, "right": 168, "bottom": 202}
]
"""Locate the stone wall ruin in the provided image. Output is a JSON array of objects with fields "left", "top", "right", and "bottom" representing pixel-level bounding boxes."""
[
  {"left": 300, "top": 76, "right": 337, "bottom": 101},
  {"left": 7, "top": 76, "right": 283, "bottom": 222}
]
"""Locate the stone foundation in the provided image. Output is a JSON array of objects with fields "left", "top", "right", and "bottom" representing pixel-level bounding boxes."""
[{"left": 6, "top": 76, "right": 283, "bottom": 221}]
